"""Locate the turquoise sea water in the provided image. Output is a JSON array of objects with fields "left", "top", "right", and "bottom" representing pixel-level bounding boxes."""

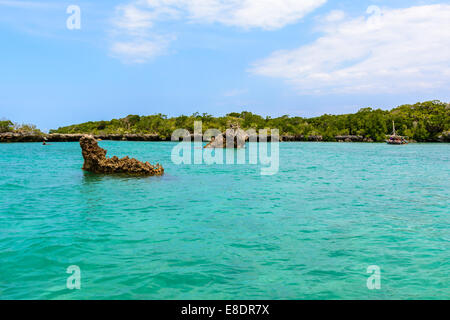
[{"left": 0, "top": 141, "right": 449, "bottom": 300}]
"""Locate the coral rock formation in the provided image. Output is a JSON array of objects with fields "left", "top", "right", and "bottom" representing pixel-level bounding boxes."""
[
  {"left": 79, "top": 135, "right": 164, "bottom": 176},
  {"left": 204, "top": 124, "right": 249, "bottom": 149},
  {"left": 438, "top": 131, "right": 450, "bottom": 142}
]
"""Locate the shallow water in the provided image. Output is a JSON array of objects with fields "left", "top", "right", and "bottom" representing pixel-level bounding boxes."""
[{"left": 0, "top": 141, "right": 449, "bottom": 299}]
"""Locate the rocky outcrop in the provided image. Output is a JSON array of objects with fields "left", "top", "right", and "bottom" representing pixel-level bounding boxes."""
[
  {"left": 336, "top": 135, "right": 363, "bottom": 142},
  {"left": 49, "top": 133, "right": 162, "bottom": 142},
  {"left": 0, "top": 132, "right": 44, "bottom": 143},
  {"left": 47, "top": 133, "right": 85, "bottom": 142},
  {"left": 335, "top": 135, "right": 374, "bottom": 142},
  {"left": 281, "top": 135, "right": 322, "bottom": 142},
  {"left": 0, "top": 133, "right": 166, "bottom": 143},
  {"left": 2, "top": 131, "right": 448, "bottom": 143},
  {"left": 281, "top": 135, "right": 305, "bottom": 142},
  {"left": 307, "top": 135, "right": 323, "bottom": 142},
  {"left": 94, "top": 134, "right": 161, "bottom": 141},
  {"left": 204, "top": 124, "right": 249, "bottom": 148},
  {"left": 438, "top": 131, "right": 450, "bottom": 142},
  {"left": 79, "top": 135, "right": 164, "bottom": 176},
  {"left": 281, "top": 135, "right": 375, "bottom": 142}
]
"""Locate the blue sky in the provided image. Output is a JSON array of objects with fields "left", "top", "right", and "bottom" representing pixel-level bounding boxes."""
[{"left": 0, "top": 0, "right": 449, "bottom": 131}]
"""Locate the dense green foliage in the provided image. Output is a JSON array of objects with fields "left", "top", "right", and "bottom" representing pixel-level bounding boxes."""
[
  {"left": 0, "top": 120, "right": 14, "bottom": 133},
  {"left": 49, "top": 100, "right": 449, "bottom": 142}
]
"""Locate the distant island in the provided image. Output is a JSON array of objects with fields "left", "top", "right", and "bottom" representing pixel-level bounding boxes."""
[{"left": 1, "top": 100, "right": 449, "bottom": 143}]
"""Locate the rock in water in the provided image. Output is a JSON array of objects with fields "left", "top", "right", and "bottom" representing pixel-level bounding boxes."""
[
  {"left": 204, "top": 124, "right": 248, "bottom": 149},
  {"left": 79, "top": 135, "right": 164, "bottom": 176}
]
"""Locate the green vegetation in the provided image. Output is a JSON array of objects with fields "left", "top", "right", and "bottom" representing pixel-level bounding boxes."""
[
  {"left": 0, "top": 119, "right": 43, "bottom": 135},
  {"left": 0, "top": 120, "right": 14, "bottom": 133},
  {"left": 47, "top": 100, "right": 448, "bottom": 142}
]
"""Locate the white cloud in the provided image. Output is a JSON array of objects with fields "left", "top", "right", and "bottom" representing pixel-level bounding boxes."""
[
  {"left": 182, "top": 0, "right": 327, "bottom": 30},
  {"left": 115, "top": 4, "right": 155, "bottom": 31},
  {"left": 110, "top": 37, "right": 174, "bottom": 63},
  {"left": 138, "top": 0, "right": 326, "bottom": 29},
  {"left": 110, "top": 3, "right": 179, "bottom": 63},
  {"left": 114, "top": 2, "right": 180, "bottom": 32},
  {"left": 250, "top": 4, "right": 450, "bottom": 94},
  {"left": 110, "top": 0, "right": 326, "bottom": 63},
  {"left": 322, "top": 10, "right": 345, "bottom": 23}
]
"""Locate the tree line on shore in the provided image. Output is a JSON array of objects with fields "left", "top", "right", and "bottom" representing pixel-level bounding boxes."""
[
  {"left": 2, "top": 100, "right": 449, "bottom": 142},
  {"left": 0, "top": 120, "right": 43, "bottom": 135}
]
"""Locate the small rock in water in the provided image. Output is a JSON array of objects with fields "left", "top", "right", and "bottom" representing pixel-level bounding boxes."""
[
  {"left": 79, "top": 135, "right": 164, "bottom": 176},
  {"left": 204, "top": 123, "right": 248, "bottom": 149}
]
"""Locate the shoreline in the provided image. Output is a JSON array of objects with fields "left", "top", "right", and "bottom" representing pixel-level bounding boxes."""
[{"left": 1, "top": 132, "right": 449, "bottom": 143}]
